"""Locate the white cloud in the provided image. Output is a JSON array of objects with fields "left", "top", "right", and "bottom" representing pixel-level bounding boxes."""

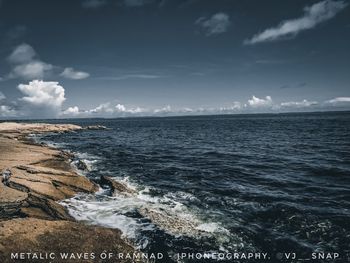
[
  {"left": 245, "top": 0, "right": 347, "bottom": 45},
  {"left": 63, "top": 106, "right": 80, "bottom": 116},
  {"left": 247, "top": 95, "right": 273, "bottom": 107},
  {"left": 179, "top": 107, "right": 194, "bottom": 113},
  {"left": 60, "top": 67, "right": 90, "bottom": 80},
  {"left": 281, "top": 99, "right": 318, "bottom": 108},
  {"left": 154, "top": 105, "right": 171, "bottom": 114},
  {"left": 66, "top": 104, "right": 195, "bottom": 118},
  {"left": 17, "top": 80, "right": 66, "bottom": 118},
  {"left": 219, "top": 101, "right": 242, "bottom": 112},
  {"left": 195, "top": 13, "right": 231, "bottom": 36},
  {"left": 8, "top": 43, "right": 36, "bottom": 64},
  {"left": 82, "top": 0, "right": 106, "bottom": 8},
  {"left": 11, "top": 61, "right": 53, "bottom": 80},
  {"left": 72, "top": 102, "right": 147, "bottom": 117},
  {"left": 115, "top": 103, "right": 126, "bottom": 112},
  {"left": 89, "top": 102, "right": 115, "bottom": 114},
  {"left": 326, "top": 97, "right": 350, "bottom": 103}
]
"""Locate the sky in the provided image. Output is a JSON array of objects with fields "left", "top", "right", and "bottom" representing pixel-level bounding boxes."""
[{"left": 0, "top": 0, "right": 349, "bottom": 119}]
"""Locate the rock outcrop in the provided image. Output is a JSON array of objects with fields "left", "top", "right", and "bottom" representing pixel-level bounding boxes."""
[
  {"left": 76, "top": 159, "right": 90, "bottom": 172},
  {"left": 100, "top": 175, "right": 136, "bottom": 197},
  {"left": 0, "top": 122, "right": 136, "bottom": 263}
]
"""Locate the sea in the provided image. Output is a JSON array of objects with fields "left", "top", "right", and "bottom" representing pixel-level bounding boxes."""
[{"left": 32, "top": 112, "right": 350, "bottom": 262}]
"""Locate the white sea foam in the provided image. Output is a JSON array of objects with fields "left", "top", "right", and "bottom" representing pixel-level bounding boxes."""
[
  {"left": 60, "top": 194, "right": 154, "bottom": 243},
  {"left": 60, "top": 177, "right": 233, "bottom": 250},
  {"left": 29, "top": 133, "right": 68, "bottom": 148},
  {"left": 71, "top": 152, "right": 101, "bottom": 173},
  {"left": 196, "top": 222, "right": 230, "bottom": 234}
]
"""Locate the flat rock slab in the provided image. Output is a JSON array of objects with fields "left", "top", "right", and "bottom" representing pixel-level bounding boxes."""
[
  {"left": 0, "top": 218, "right": 136, "bottom": 263},
  {"left": 0, "top": 122, "right": 82, "bottom": 134},
  {"left": 0, "top": 134, "right": 98, "bottom": 207},
  {"left": 0, "top": 184, "right": 28, "bottom": 203}
]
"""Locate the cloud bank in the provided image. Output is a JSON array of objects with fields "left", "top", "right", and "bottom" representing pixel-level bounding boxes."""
[
  {"left": 1, "top": 88, "right": 350, "bottom": 119},
  {"left": 281, "top": 99, "right": 317, "bottom": 108},
  {"left": 195, "top": 13, "right": 231, "bottom": 36},
  {"left": 245, "top": 0, "right": 347, "bottom": 44},
  {"left": 248, "top": 95, "right": 273, "bottom": 107},
  {"left": 59, "top": 95, "right": 350, "bottom": 119},
  {"left": 62, "top": 102, "right": 145, "bottom": 118}
]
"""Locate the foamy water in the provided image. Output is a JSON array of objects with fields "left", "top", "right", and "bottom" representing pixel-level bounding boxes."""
[{"left": 60, "top": 178, "right": 233, "bottom": 250}]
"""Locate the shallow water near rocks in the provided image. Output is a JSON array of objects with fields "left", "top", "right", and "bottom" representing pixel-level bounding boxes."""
[{"left": 37, "top": 112, "right": 350, "bottom": 262}]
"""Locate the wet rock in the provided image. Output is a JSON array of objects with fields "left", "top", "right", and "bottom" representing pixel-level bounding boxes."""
[
  {"left": 76, "top": 160, "right": 89, "bottom": 171},
  {"left": 100, "top": 175, "right": 136, "bottom": 196}
]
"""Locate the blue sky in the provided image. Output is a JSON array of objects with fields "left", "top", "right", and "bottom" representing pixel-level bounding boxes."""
[{"left": 0, "top": 0, "right": 349, "bottom": 118}]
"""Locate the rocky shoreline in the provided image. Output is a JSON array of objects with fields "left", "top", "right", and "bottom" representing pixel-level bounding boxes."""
[{"left": 0, "top": 122, "right": 137, "bottom": 263}]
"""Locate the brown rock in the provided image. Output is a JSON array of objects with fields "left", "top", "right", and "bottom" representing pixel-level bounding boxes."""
[
  {"left": 0, "top": 184, "right": 28, "bottom": 219},
  {"left": 23, "top": 193, "right": 73, "bottom": 220},
  {"left": 0, "top": 218, "right": 136, "bottom": 263},
  {"left": 0, "top": 123, "right": 138, "bottom": 260}
]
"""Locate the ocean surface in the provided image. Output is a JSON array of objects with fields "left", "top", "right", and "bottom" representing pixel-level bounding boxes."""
[{"left": 34, "top": 112, "right": 350, "bottom": 262}]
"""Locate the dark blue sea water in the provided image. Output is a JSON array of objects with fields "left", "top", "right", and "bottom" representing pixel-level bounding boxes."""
[{"left": 37, "top": 112, "right": 350, "bottom": 262}]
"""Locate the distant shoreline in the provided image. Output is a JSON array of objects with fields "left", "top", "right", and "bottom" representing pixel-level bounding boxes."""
[{"left": 1, "top": 109, "right": 349, "bottom": 122}]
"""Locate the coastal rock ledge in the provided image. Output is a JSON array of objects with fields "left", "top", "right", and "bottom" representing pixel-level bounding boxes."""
[{"left": 0, "top": 122, "right": 137, "bottom": 263}]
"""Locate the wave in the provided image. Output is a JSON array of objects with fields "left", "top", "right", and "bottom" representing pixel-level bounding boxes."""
[{"left": 60, "top": 176, "right": 234, "bottom": 250}]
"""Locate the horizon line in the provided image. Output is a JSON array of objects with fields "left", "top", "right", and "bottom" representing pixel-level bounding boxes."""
[{"left": 1, "top": 109, "right": 349, "bottom": 122}]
